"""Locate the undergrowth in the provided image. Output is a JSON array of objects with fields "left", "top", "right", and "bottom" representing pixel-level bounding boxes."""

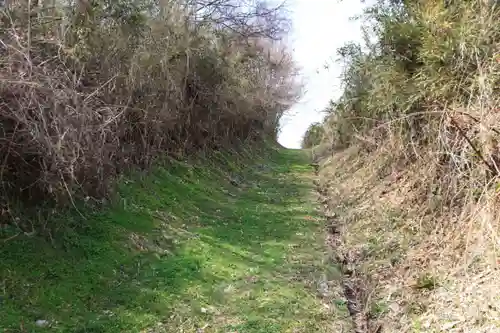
[
  {"left": 307, "top": 0, "right": 500, "bottom": 332},
  {"left": 0, "top": 0, "right": 299, "bottom": 213}
]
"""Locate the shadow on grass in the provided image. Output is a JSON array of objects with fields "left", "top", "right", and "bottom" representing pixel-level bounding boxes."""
[{"left": 0, "top": 148, "right": 322, "bottom": 333}]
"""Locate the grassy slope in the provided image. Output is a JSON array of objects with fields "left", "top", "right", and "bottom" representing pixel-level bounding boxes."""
[{"left": 1, "top": 148, "right": 347, "bottom": 333}]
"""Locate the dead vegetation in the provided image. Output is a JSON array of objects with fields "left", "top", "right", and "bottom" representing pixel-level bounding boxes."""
[
  {"left": 0, "top": 0, "right": 299, "bottom": 214},
  {"left": 307, "top": 0, "right": 500, "bottom": 332}
]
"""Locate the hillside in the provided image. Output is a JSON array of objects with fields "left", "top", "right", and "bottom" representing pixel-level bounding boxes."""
[
  {"left": 305, "top": 0, "right": 500, "bottom": 332},
  {"left": 1, "top": 148, "right": 351, "bottom": 333}
]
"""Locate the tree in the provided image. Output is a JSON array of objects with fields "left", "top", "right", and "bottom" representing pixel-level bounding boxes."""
[{"left": 302, "top": 122, "right": 324, "bottom": 149}]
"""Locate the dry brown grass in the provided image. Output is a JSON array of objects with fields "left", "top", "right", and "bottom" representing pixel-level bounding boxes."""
[
  {"left": 310, "top": 2, "right": 500, "bottom": 330},
  {"left": 317, "top": 130, "right": 500, "bottom": 332}
]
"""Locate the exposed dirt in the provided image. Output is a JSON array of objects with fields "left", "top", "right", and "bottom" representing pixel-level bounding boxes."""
[{"left": 313, "top": 159, "right": 380, "bottom": 333}]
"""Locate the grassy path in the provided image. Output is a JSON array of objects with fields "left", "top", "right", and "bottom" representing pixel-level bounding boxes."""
[{"left": 1, "top": 148, "right": 346, "bottom": 332}]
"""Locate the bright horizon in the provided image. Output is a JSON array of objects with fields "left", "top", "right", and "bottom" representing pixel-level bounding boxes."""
[{"left": 278, "top": 0, "right": 371, "bottom": 149}]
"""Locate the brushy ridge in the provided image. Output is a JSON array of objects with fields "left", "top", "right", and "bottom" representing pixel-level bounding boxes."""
[
  {"left": 310, "top": 0, "right": 500, "bottom": 183},
  {"left": 0, "top": 1, "right": 299, "bottom": 211},
  {"left": 307, "top": 0, "right": 500, "bottom": 332}
]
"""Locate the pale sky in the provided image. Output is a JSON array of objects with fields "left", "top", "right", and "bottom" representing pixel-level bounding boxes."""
[{"left": 278, "top": 0, "right": 371, "bottom": 148}]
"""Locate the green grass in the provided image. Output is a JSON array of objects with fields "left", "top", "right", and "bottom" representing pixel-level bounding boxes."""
[{"left": 0, "top": 148, "right": 343, "bottom": 333}]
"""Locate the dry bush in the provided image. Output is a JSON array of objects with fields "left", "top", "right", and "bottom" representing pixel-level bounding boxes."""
[
  {"left": 314, "top": 0, "right": 500, "bottom": 200},
  {"left": 0, "top": 0, "right": 299, "bottom": 211},
  {"left": 311, "top": 0, "right": 500, "bottom": 331}
]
